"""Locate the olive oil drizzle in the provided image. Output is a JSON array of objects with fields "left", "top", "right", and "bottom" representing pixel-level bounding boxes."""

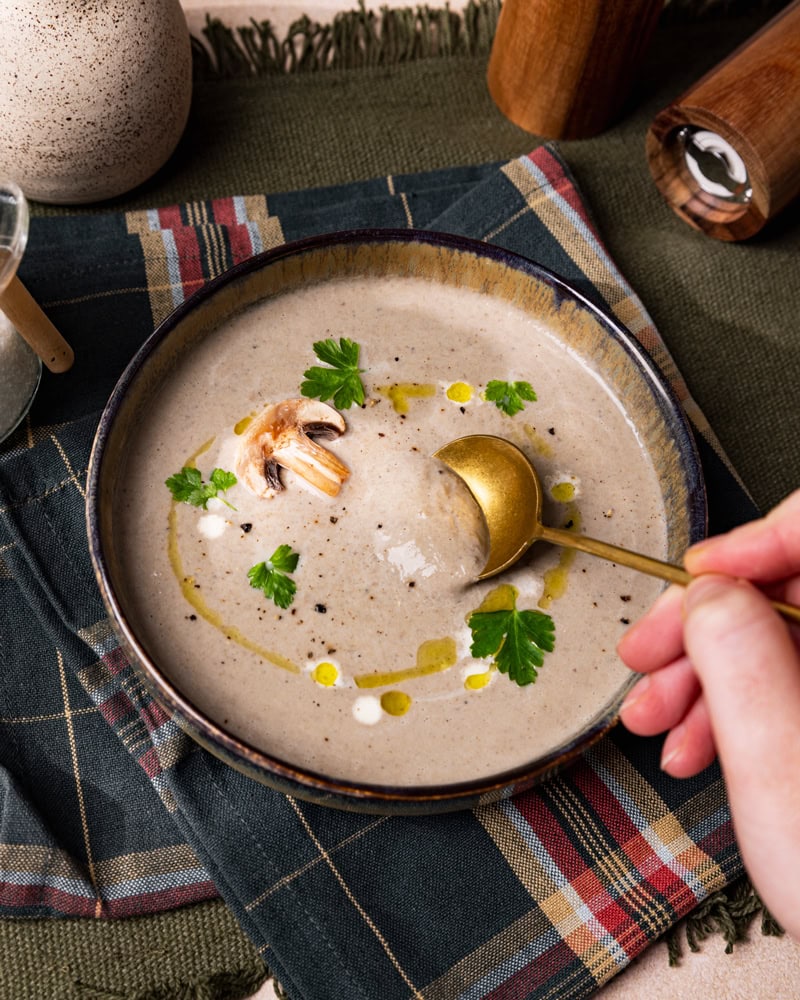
[
  {"left": 167, "top": 436, "right": 300, "bottom": 675},
  {"left": 353, "top": 636, "right": 457, "bottom": 689},
  {"left": 376, "top": 382, "right": 436, "bottom": 414},
  {"left": 539, "top": 500, "right": 581, "bottom": 610}
]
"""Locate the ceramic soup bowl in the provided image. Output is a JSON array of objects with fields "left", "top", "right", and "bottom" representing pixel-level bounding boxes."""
[{"left": 86, "top": 230, "right": 705, "bottom": 814}]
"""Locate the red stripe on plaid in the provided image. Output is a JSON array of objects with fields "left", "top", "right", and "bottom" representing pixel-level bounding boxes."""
[
  {"left": 513, "top": 791, "right": 592, "bottom": 881},
  {"left": 572, "top": 764, "right": 644, "bottom": 844},
  {"left": 168, "top": 225, "right": 205, "bottom": 293},
  {"left": 566, "top": 867, "right": 651, "bottom": 956},
  {"left": 156, "top": 205, "right": 186, "bottom": 229},
  {"left": 568, "top": 866, "right": 628, "bottom": 929},
  {"left": 573, "top": 765, "right": 710, "bottom": 923},
  {"left": 486, "top": 937, "right": 583, "bottom": 999},
  {"left": 103, "top": 880, "right": 219, "bottom": 919},
  {"left": 98, "top": 689, "right": 134, "bottom": 726},
  {"left": 648, "top": 864, "right": 700, "bottom": 904},
  {"left": 228, "top": 224, "right": 258, "bottom": 264},
  {"left": 592, "top": 891, "right": 646, "bottom": 943},
  {"left": 0, "top": 878, "right": 219, "bottom": 918},
  {"left": 150, "top": 205, "right": 206, "bottom": 294},
  {"left": 529, "top": 147, "right": 596, "bottom": 232},
  {"left": 139, "top": 697, "right": 172, "bottom": 732},
  {"left": 211, "top": 197, "right": 260, "bottom": 263},
  {"left": 209, "top": 197, "right": 237, "bottom": 226},
  {"left": 0, "top": 881, "right": 100, "bottom": 917},
  {"left": 138, "top": 745, "right": 165, "bottom": 779},
  {"left": 102, "top": 646, "right": 131, "bottom": 677},
  {"left": 511, "top": 772, "right": 676, "bottom": 960},
  {"left": 696, "top": 819, "right": 737, "bottom": 859}
]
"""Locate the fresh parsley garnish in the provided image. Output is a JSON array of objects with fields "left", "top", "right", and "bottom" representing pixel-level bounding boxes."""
[
  {"left": 468, "top": 605, "right": 555, "bottom": 686},
  {"left": 485, "top": 380, "right": 537, "bottom": 416},
  {"left": 165, "top": 466, "right": 237, "bottom": 510},
  {"left": 247, "top": 544, "right": 300, "bottom": 609},
  {"left": 300, "top": 337, "right": 366, "bottom": 410}
]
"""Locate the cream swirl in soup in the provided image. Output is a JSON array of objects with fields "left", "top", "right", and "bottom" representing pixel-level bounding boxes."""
[{"left": 117, "top": 274, "right": 667, "bottom": 787}]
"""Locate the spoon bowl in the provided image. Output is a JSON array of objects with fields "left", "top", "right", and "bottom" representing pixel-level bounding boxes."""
[{"left": 434, "top": 434, "right": 800, "bottom": 623}]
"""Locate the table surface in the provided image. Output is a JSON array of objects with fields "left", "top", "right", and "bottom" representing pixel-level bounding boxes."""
[
  {"left": 251, "top": 932, "right": 800, "bottom": 1000},
  {"left": 183, "top": 2, "right": 800, "bottom": 997}
]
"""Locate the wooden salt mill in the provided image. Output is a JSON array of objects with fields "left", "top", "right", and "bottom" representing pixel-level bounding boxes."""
[
  {"left": 646, "top": 0, "right": 800, "bottom": 240},
  {"left": 486, "top": 0, "right": 665, "bottom": 139}
]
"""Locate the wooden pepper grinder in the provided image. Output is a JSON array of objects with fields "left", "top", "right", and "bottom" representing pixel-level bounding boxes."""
[
  {"left": 646, "top": 0, "right": 800, "bottom": 240},
  {"left": 487, "top": 0, "right": 665, "bottom": 139}
]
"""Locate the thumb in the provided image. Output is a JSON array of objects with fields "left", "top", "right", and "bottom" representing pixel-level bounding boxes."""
[{"left": 683, "top": 574, "right": 800, "bottom": 933}]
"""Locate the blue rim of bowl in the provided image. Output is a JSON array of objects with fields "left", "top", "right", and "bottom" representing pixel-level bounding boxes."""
[{"left": 86, "top": 228, "right": 707, "bottom": 814}]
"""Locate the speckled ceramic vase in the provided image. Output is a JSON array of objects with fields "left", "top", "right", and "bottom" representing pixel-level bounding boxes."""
[{"left": 0, "top": 0, "right": 193, "bottom": 204}]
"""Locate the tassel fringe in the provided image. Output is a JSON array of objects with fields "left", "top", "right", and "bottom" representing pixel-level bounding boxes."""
[
  {"left": 192, "top": 0, "right": 501, "bottom": 79},
  {"left": 666, "top": 874, "right": 783, "bottom": 965}
]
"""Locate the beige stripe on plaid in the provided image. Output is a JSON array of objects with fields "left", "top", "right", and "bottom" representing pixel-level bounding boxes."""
[
  {"left": 500, "top": 159, "right": 750, "bottom": 496},
  {"left": 420, "top": 908, "right": 577, "bottom": 1000},
  {"left": 0, "top": 842, "right": 203, "bottom": 888}
]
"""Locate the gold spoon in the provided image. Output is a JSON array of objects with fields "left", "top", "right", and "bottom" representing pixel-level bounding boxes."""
[{"left": 434, "top": 434, "right": 800, "bottom": 624}]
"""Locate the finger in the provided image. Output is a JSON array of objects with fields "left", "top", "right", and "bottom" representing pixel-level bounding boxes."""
[
  {"left": 768, "top": 575, "right": 800, "bottom": 616},
  {"left": 682, "top": 574, "right": 800, "bottom": 932},
  {"left": 617, "top": 584, "right": 685, "bottom": 673},
  {"left": 658, "top": 695, "right": 716, "bottom": 779},
  {"left": 619, "top": 656, "right": 702, "bottom": 737},
  {"left": 685, "top": 489, "right": 800, "bottom": 582},
  {"left": 684, "top": 575, "right": 800, "bottom": 773}
]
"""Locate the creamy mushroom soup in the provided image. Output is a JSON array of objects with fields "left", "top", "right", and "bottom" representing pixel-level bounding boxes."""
[{"left": 116, "top": 273, "right": 668, "bottom": 787}]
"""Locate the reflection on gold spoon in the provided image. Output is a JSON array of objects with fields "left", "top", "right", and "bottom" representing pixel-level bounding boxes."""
[{"left": 434, "top": 435, "right": 800, "bottom": 624}]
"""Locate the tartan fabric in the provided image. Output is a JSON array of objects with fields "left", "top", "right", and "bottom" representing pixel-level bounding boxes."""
[{"left": 0, "top": 146, "right": 757, "bottom": 997}]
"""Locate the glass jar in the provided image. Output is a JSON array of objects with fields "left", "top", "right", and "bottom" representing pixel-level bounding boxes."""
[{"left": 0, "top": 182, "right": 41, "bottom": 444}]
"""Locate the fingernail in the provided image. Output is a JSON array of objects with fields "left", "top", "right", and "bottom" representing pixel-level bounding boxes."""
[
  {"left": 660, "top": 724, "right": 686, "bottom": 770},
  {"left": 620, "top": 674, "right": 650, "bottom": 713}
]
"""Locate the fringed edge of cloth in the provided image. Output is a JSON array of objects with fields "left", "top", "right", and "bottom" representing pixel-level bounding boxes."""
[
  {"left": 666, "top": 874, "right": 783, "bottom": 966},
  {"left": 190, "top": 0, "right": 784, "bottom": 80},
  {"left": 192, "top": 0, "right": 501, "bottom": 79}
]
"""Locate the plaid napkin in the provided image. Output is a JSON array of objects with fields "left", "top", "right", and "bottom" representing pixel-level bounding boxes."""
[{"left": 0, "top": 146, "right": 757, "bottom": 997}]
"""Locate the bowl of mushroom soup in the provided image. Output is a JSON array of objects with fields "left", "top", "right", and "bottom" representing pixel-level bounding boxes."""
[{"left": 86, "top": 230, "right": 705, "bottom": 813}]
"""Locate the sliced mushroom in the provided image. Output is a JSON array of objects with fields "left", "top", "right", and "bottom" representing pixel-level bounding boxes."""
[{"left": 236, "top": 398, "right": 349, "bottom": 498}]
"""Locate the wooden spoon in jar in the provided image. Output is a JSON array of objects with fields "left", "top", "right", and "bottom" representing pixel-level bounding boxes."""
[{"left": 0, "top": 271, "right": 74, "bottom": 373}]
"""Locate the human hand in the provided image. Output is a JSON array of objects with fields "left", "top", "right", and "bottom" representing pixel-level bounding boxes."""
[{"left": 617, "top": 489, "right": 800, "bottom": 938}]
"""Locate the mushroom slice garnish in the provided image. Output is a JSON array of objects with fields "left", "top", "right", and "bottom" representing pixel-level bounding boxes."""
[{"left": 236, "top": 398, "right": 349, "bottom": 498}]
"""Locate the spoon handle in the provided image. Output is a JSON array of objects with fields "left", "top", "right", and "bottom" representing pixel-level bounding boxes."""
[{"left": 538, "top": 524, "right": 800, "bottom": 624}]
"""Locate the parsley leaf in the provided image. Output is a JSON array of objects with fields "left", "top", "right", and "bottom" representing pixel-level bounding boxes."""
[
  {"left": 247, "top": 544, "right": 300, "bottom": 609},
  {"left": 468, "top": 606, "right": 555, "bottom": 686},
  {"left": 210, "top": 468, "right": 237, "bottom": 494},
  {"left": 485, "top": 379, "right": 537, "bottom": 416},
  {"left": 165, "top": 466, "right": 237, "bottom": 510},
  {"left": 300, "top": 337, "right": 366, "bottom": 410}
]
